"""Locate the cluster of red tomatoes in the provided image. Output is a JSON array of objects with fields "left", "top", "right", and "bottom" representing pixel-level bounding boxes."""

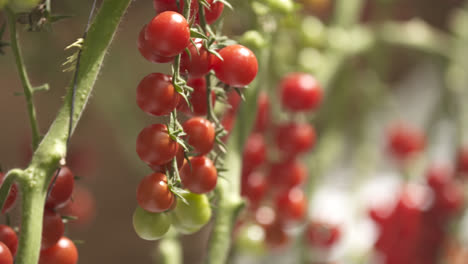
[{"left": 133, "top": 0, "right": 258, "bottom": 240}]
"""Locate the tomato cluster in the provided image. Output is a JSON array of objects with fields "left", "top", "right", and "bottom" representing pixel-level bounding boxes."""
[{"left": 133, "top": 0, "right": 258, "bottom": 241}]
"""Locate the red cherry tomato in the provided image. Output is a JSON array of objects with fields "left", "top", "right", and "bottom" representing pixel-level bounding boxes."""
[
  {"left": 149, "top": 145, "right": 185, "bottom": 173},
  {"left": 227, "top": 90, "right": 242, "bottom": 114},
  {"left": 0, "top": 225, "right": 17, "bottom": 256},
  {"left": 267, "top": 160, "right": 307, "bottom": 189},
  {"left": 42, "top": 209, "right": 65, "bottom": 250},
  {"left": 306, "top": 221, "right": 341, "bottom": 248},
  {"left": 0, "top": 242, "right": 13, "bottom": 264},
  {"left": 136, "top": 124, "right": 178, "bottom": 166},
  {"left": 242, "top": 133, "right": 266, "bottom": 172},
  {"left": 212, "top": 45, "right": 258, "bottom": 87},
  {"left": 426, "top": 164, "right": 453, "bottom": 193},
  {"left": 279, "top": 73, "right": 322, "bottom": 112},
  {"left": 180, "top": 39, "right": 213, "bottom": 78},
  {"left": 198, "top": 0, "right": 224, "bottom": 24},
  {"left": 253, "top": 92, "right": 270, "bottom": 132},
  {"left": 387, "top": 122, "right": 425, "bottom": 160},
  {"left": 137, "top": 73, "right": 180, "bottom": 116},
  {"left": 137, "top": 25, "right": 174, "bottom": 63},
  {"left": 46, "top": 166, "right": 75, "bottom": 209},
  {"left": 137, "top": 173, "right": 175, "bottom": 213},
  {"left": 274, "top": 187, "right": 306, "bottom": 221},
  {"left": 39, "top": 237, "right": 78, "bottom": 264},
  {"left": 220, "top": 111, "right": 235, "bottom": 142},
  {"left": 145, "top": 11, "right": 190, "bottom": 57},
  {"left": 59, "top": 185, "right": 96, "bottom": 228},
  {"left": 178, "top": 78, "right": 216, "bottom": 116},
  {"left": 180, "top": 156, "right": 217, "bottom": 194},
  {"left": 275, "top": 122, "right": 316, "bottom": 157},
  {"left": 183, "top": 117, "right": 215, "bottom": 155},
  {"left": 263, "top": 221, "right": 289, "bottom": 250},
  {"left": 241, "top": 171, "right": 268, "bottom": 208},
  {"left": 153, "top": 0, "right": 199, "bottom": 20},
  {"left": 0, "top": 173, "right": 18, "bottom": 214}
]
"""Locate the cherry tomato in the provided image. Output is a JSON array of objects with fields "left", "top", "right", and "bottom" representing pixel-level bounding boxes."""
[
  {"left": 39, "top": 237, "right": 78, "bottom": 264},
  {"left": 153, "top": 0, "right": 199, "bottom": 20},
  {"left": 180, "top": 39, "right": 213, "bottom": 78},
  {"left": 132, "top": 206, "right": 170, "bottom": 240},
  {"left": 227, "top": 90, "right": 242, "bottom": 114},
  {"left": 387, "top": 122, "right": 425, "bottom": 160},
  {"left": 137, "top": 25, "right": 173, "bottom": 63},
  {"left": 137, "top": 73, "right": 180, "bottom": 116},
  {"left": 253, "top": 92, "right": 270, "bottom": 132},
  {"left": 136, "top": 124, "right": 178, "bottom": 166},
  {"left": 242, "top": 133, "right": 266, "bottom": 172},
  {"left": 220, "top": 111, "right": 235, "bottom": 141},
  {"left": 0, "top": 173, "right": 17, "bottom": 214},
  {"left": 434, "top": 183, "right": 464, "bottom": 216},
  {"left": 279, "top": 73, "right": 322, "bottom": 112},
  {"left": 275, "top": 122, "right": 316, "bottom": 157},
  {"left": 0, "top": 225, "right": 17, "bottom": 256},
  {"left": 198, "top": 0, "right": 224, "bottom": 24},
  {"left": 212, "top": 45, "right": 258, "bottom": 87},
  {"left": 145, "top": 11, "right": 190, "bottom": 57},
  {"left": 306, "top": 221, "right": 341, "bottom": 248},
  {"left": 46, "top": 166, "right": 75, "bottom": 209},
  {"left": 170, "top": 192, "right": 211, "bottom": 234},
  {"left": 274, "top": 187, "right": 306, "bottom": 221},
  {"left": 456, "top": 146, "right": 468, "bottom": 177},
  {"left": 183, "top": 117, "right": 215, "bottom": 155},
  {"left": 426, "top": 164, "right": 453, "bottom": 193},
  {"left": 268, "top": 160, "right": 307, "bottom": 189},
  {"left": 137, "top": 173, "right": 175, "bottom": 213},
  {"left": 149, "top": 145, "right": 185, "bottom": 173},
  {"left": 177, "top": 78, "right": 216, "bottom": 116},
  {"left": 58, "top": 185, "right": 96, "bottom": 228},
  {"left": 0, "top": 242, "right": 13, "bottom": 264},
  {"left": 42, "top": 209, "right": 65, "bottom": 250},
  {"left": 180, "top": 156, "right": 217, "bottom": 194},
  {"left": 263, "top": 221, "right": 289, "bottom": 250},
  {"left": 241, "top": 171, "right": 268, "bottom": 208}
]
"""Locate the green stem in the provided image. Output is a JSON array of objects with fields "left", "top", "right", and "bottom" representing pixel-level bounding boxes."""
[
  {"left": 158, "top": 229, "right": 182, "bottom": 264},
  {"left": 333, "top": 0, "right": 364, "bottom": 27},
  {"left": 6, "top": 8, "right": 41, "bottom": 151}
]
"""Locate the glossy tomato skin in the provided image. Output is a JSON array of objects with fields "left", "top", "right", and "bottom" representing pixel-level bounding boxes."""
[
  {"left": 0, "top": 242, "right": 13, "bottom": 264},
  {"left": 58, "top": 185, "right": 96, "bottom": 228},
  {"left": 39, "top": 237, "right": 78, "bottom": 264},
  {"left": 198, "top": 0, "right": 224, "bottom": 24},
  {"left": 136, "top": 124, "right": 178, "bottom": 166},
  {"left": 178, "top": 78, "right": 216, "bottom": 116},
  {"left": 137, "top": 25, "right": 174, "bottom": 63},
  {"left": 137, "top": 73, "right": 180, "bottom": 116},
  {"left": 180, "top": 156, "right": 217, "bottom": 194},
  {"left": 42, "top": 209, "right": 65, "bottom": 250},
  {"left": 274, "top": 187, "right": 306, "bottom": 221},
  {"left": 146, "top": 11, "right": 190, "bottom": 57},
  {"left": 183, "top": 117, "right": 215, "bottom": 155},
  {"left": 213, "top": 45, "right": 258, "bottom": 87},
  {"left": 279, "top": 73, "right": 322, "bottom": 112},
  {"left": 137, "top": 173, "right": 175, "bottom": 213},
  {"left": 0, "top": 173, "right": 18, "bottom": 214},
  {"left": 306, "top": 221, "right": 341, "bottom": 248},
  {"left": 133, "top": 206, "right": 170, "bottom": 240},
  {"left": 267, "top": 160, "right": 307, "bottom": 189},
  {"left": 153, "top": 0, "right": 199, "bottom": 20},
  {"left": 149, "top": 145, "right": 185, "bottom": 173},
  {"left": 0, "top": 225, "right": 17, "bottom": 256},
  {"left": 275, "top": 122, "right": 316, "bottom": 157},
  {"left": 170, "top": 192, "right": 211, "bottom": 234},
  {"left": 242, "top": 133, "right": 266, "bottom": 172},
  {"left": 46, "top": 166, "right": 75, "bottom": 209},
  {"left": 180, "top": 40, "right": 213, "bottom": 78}
]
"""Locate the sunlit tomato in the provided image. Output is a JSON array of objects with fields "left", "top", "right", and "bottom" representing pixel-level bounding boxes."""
[
  {"left": 253, "top": 92, "right": 270, "bottom": 132},
  {"left": 170, "top": 192, "right": 211, "bottom": 234},
  {"left": 137, "top": 173, "right": 175, "bottom": 213},
  {"left": 212, "top": 45, "right": 258, "bottom": 87},
  {"left": 197, "top": 0, "right": 224, "bottom": 24},
  {"left": 387, "top": 122, "right": 425, "bottom": 160},
  {"left": 58, "top": 185, "right": 96, "bottom": 227},
  {"left": 136, "top": 124, "right": 178, "bottom": 166},
  {"left": 178, "top": 78, "right": 216, "bottom": 116},
  {"left": 0, "top": 225, "right": 17, "bottom": 256},
  {"left": 268, "top": 160, "right": 307, "bottom": 189},
  {"left": 180, "top": 40, "right": 213, "bottom": 78},
  {"left": 242, "top": 133, "right": 266, "bottom": 172},
  {"left": 137, "top": 73, "right": 180, "bottom": 116},
  {"left": 183, "top": 117, "right": 215, "bottom": 155},
  {"left": 133, "top": 206, "right": 170, "bottom": 240},
  {"left": 180, "top": 156, "right": 217, "bottom": 194},
  {"left": 274, "top": 187, "right": 306, "bottom": 221},
  {"left": 153, "top": 0, "right": 199, "bottom": 20},
  {"left": 145, "top": 11, "right": 190, "bottom": 57},
  {"left": 0, "top": 173, "right": 18, "bottom": 214},
  {"left": 279, "top": 73, "right": 322, "bottom": 112},
  {"left": 275, "top": 122, "right": 316, "bottom": 157},
  {"left": 46, "top": 166, "right": 75, "bottom": 209},
  {"left": 149, "top": 145, "right": 185, "bottom": 173},
  {"left": 241, "top": 171, "right": 268, "bottom": 208},
  {"left": 39, "top": 237, "right": 78, "bottom": 264},
  {"left": 306, "top": 221, "right": 341, "bottom": 248},
  {"left": 137, "top": 25, "right": 173, "bottom": 63},
  {"left": 42, "top": 209, "right": 65, "bottom": 250},
  {"left": 0, "top": 242, "right": 13, "bottom": 264}
]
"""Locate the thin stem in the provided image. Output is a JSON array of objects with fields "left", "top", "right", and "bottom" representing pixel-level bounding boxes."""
[
  {"left": 0, "top": 169, "right": 22, "bottom": 211},
  {"left": 6, "top": 8, "right": 41, "bottom": 151}
]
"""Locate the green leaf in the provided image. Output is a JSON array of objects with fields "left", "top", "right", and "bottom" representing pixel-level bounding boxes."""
[{"left": 190, "top": 28, "right": 208, "bottom": 40}]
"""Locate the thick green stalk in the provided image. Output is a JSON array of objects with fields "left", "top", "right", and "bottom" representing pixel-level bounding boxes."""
[
  {"left": 158, "top": 230, "right": 182, "bottom": 264},
  {"left": 6, "top": 8, "right": 41, "bottom": 150}
]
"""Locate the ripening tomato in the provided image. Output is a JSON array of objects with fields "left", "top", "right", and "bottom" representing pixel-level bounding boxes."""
[
  {"left": 136, "top": 124, "right": 178, "bottom": 166},
  {"left": 46, "top": 166, "right": 75, "bottom": 209},
  {"left": 267, "top": 160, "right": 307, "bottom": 189},
  {"left": 145, "top": 11, "right": 190, "bottom": 57},
  {"left": 133, "top": 206, "right": 171, "bottom": 240},
  {"left": 253, "top": 92, "right": 270, "bottom": 132},
  {"left": 279, "top": 73, "right": 322, "bottom": 112},
  {"left": 42, "top": 209, "right": 65, "bottom": 250},
  {"left": 275, "top": 122, "right": 316, "bottom": 157},
  {"left": 306, "top": 221, "right": 341, "bottom": 248},
  {"left": 242, "top": 133, "right": 266, "bottom": 172},
  {"left": 137, "top": 173, "right": 175, "bottom": 213},
  {"left": 274, "top": 187, "right": 306, "bottom": 221},
  {"left": 170, "top": 192, "right": 212, "bottom": 234},
  {"left": 212, "top": 45, "right": 258, "bottom": 87},
  {"left": 39, "top": 237, "right": 78, "bottom": 264},
  {"left": 178, "top": 78, "right": 216, "bottom": 116},
  {"left": 0, "top": 225, "right": 17, "bottom": 256},
  {"left": 58, "top": 185, "right": 96, "bottom": 228},
  {"left": 180, "top": 156, "right": 217, "bottom": 194},
  {"left": 153, "top": 0, "right": 199, "bottom": 20},
  {"left": 137, "top": 25, "right": 174, "bottom": 63},
  {"left": 0, "top": 242, "right": 13, "bottom": 264},
  {"left": 0, "top": 173, "right": 18, "bottom": 214},
  {"left": 183, "top": 117, "right": 215, "bottom": 155},
  {"left": 149, "top": 145, "right": 185, "bottom": 173},
  {"left": 197, "top": 0, "right": 224, "bottom": 24},
  {"left": 180, "top": 40, "right": 213, "bottom": 78},
  {"left": 387, "top": 122, "right": 425, "bottom": 160},
  {"left": 137, "top": 73, "right": 180, "bottom": 116}
]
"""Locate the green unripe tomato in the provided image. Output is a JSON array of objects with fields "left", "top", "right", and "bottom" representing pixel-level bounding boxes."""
[
  {"left": 170, "top": 192, "right": 211, "bottom": 234},
  {"left": 240, "top": 30, "right": 266, "bottom": 49},
  {"left": 235, "top": 224, "right": 266, "bottom": 256},
  {"left": 133, "top": 206, "right": 171, "bottom": 240},
  {"left": 8, "top": 0, "right": 40, "bottom": 12},
  {"left": 263, "top": 0, "right": 294, "bottom": 14}
]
